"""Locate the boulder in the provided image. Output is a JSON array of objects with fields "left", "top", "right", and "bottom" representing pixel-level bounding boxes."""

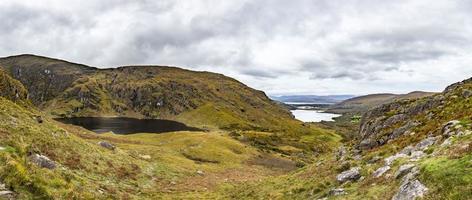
[
  {"left": 0, "top": 183, "right": 15, "bottom": 199},
  {"left": 373, "top": 166, "right": 390, "bottom": 178},
  {"left": 409, "top": 151, "right": 426, "bottom": 161},
  {"left": 385, "top": 153, "right": 408, "bottom": 166},
  {"left": 336, "top": 167, "right": 361, "bottom": 183},
  {"left": 196, "top": 170, "right": 205, "bottom": 176},
  {"left": 415, "top": 137, "right": 438, "bottom": 150},
  {"left": 98, "top": 141, "right": 116, "bottom": 150},
  {"left": 399, "top": 146, "right": 415, "bottom": 156},
  {"left": 395, "top": 164, "right": 415, "bottom": 179},
  {"left": 442, "top": 120, "right": 460, "bottom": 137},
  {"left": 29, "top": 154, "right": 56, "bottom": 169},
  {"left": 392, "top": 179, "right": 428, "bottom": 200},
  {"left": 329, "top": 188, "right": 346, "bottom": 196},
  {"left": 462, "top": 90, "right": 472, "bottom": 98}
]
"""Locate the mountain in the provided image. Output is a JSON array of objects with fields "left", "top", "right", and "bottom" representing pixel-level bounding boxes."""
[
  {"left": 327, "top": 91, "right": 436, "bottom": 114},
  {"left": 271, "top": 95, "right": 355, "bottom": 104},
  {"left": 0, "top": 55, "right": 340, "bottom": 155},
  {"left": 0, "top": 58, "right": 341, "bottom": 199}
]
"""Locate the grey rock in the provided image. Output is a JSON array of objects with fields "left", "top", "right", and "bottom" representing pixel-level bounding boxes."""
[
  {"left": 395, "top": 164, "right": 415, "bottom": 179},
  {"left": 30, "top": 154, "right": 56, "bottom": 169},
  {"left": 336, "top": 167, "right": 361, "bottom": 183},
  {"left": 329, "top": 188, "right": 346, "bottom": 196},
  {"left": 0, "top": 146, "right": 5, "bottom": 151},
  {"left": 359, "top": 139, "right": 375, "bottom": 150},
  {"left": 335, "top": 146, "right": 347, "bottom": 161},
  {"left": 98, "top": 141, "right": 116, "bottom": 150},
  {"left": 385, "top": 153, "right": 408, "bottom": 166},
  {"left": 399, "top": 146, "right": 415, "bottom": 156},
  {"left": 0, "top": 190, "right": 15, "bottom": 200},
  {"left": 441, "top": 137, "right": 453, "bottom": 147},
  {"left": 196, "top": 170, "right": 205, "bottom": 176},
  {"left": 373, "top": 166, "right": 391, "bottom": 178},
  {"left": 415, "top": 137, "right": 438, "bottom": 151},
  {"left": 410, "top": 151, "right": 426, "bottom": 161},
  {"left": 392, "top": 179, "right": 428, "bottom": 200},
  {"left": 462, "top": 90, "right": 472, "bottom": 98},
  {"left": 368, "top": 156, "right": 382, "bottom": 164},
  {"left": 442, "top": 120, "right": 460, "bottom": 137}
]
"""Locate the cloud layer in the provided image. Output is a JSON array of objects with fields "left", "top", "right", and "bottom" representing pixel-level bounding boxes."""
[{"left": 1, "top": 0, "right": 472, "bottom": 95}]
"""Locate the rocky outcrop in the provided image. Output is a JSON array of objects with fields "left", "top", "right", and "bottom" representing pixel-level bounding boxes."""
[
  {"left": 0, "top": 182, "right": 15, "bottom": 200},
  {"left": 336, "top": 167, "right": 361, "bottom": 183},
  {"left": 29, "top": 154, "right": 56, "bottom": 169},
  {"left": 392, "top": 167, "right": 428, "bottom": 200},
  {"left": 98, "top": 141, "right": 116, "bottom": 150},
  {"left": 372, "top": 166, "right": 391, "bottom": 178}
]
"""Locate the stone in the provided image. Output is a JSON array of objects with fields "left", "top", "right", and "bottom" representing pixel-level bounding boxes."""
[
  {"left": 29, "top": 154, "right": 56, "bottom": 169},
  {"left": 335, "top": 146, "right": 347, "bottom": 161},
  {"left": 392, "top": 179, "right": 428, "bottom": 200},
  {"left": 399, "top": 146, "right": 415, "bottom": 156},
  {"left": 395, "top": 164, "right": 415, "bottom": 179},
  {"left": 336, "top": 167, "right": 361, "bottom": 183},
  {"left": 0, "top": 190, "right": 15, "bottom": 199},
  {"left": 139, "top": 155, "right": 151, "bottom": 160},
  {"left": 98, "top": 141, "right": 116, "bottom": 150},
  {"left": 196, "top": 170, "right": 205, "bottom": 176},
  {"left": 385, "top": 153, "right": 408, "bottom": 166},
  {"left": 410, "top": 151, "right": 426, "bottom": 161},
  {"left": 441, "top": 137, "right": 453, "bottom": 147},
  {"left": 415, "top": 137, "right": 437, "bottom": 150},
  {"left": 367, "top": 156, "right": 382, "bottom": 164},
  {"left": 443, "top": 120, "right": 460, "bottom": 137},
  {"left": 462, "top": 90, "right": 472, "bottom": 98},
  {"left": 0, "top": 146, "right": 5, "bottom": 151},
  {"left": 329, "top": 188, "right": 346, "bottom": 196},
  {"left": 373, "top": 166, "right": 390, "bottom": 178}
]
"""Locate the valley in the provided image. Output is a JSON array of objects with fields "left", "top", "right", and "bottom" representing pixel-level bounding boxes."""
[{"left": 0, "top": 55, "right": 471, "bottom": 200}]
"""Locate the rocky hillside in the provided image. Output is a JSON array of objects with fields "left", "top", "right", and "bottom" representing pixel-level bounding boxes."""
[{"left": 226, "top": 77, "right": 472, "bottom": 199}]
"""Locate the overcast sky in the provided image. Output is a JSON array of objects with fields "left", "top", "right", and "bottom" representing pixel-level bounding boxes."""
[{"left": 1, "top": 0, "right": 472, "bottom": 95}]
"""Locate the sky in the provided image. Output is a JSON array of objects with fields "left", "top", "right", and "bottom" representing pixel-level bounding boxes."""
[{"left": 1, "top": 0, "right": 472, "bottom": 96}]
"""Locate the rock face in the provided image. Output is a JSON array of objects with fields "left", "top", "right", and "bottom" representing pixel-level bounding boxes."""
[
  {"left": 392, "top": 179, "right": 428, "bottom": 200},
  {"left": 395, "top": 164, "right": 415, "bottom": 179},
  {"left": 29, "top": 154, "right": 56, "bottom": 169},
  {"left": 98, "top": 141, "right": 116, "bottom": 150},
  {"left": 358, "top": 93, "right": 443, "bottom": 150},
  {"left": 373, "top": 166, "right": 391, "bottom": 178},
  {"left": 336, "top": 167, "right": 361, "bottom": 183}
]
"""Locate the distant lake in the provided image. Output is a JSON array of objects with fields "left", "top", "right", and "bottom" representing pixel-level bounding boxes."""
[
  {"left": 56, "top": 117, "right": 202, "bottom": 134},
  {"left": 290, "top": 110, "right": 341, "bottom": 122}
]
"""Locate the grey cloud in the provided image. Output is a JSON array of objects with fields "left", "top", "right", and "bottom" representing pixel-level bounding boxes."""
[{"left": 0, "top": 0, "right": 471, "bottom": 94}]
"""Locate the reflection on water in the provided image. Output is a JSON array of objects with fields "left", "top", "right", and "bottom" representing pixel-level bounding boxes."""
[
  {"left": 56, "top": 117, "right": 202, "bottom": 134},
  {"left": 290, "top": 110, "right": 341, "bottom": 122}
]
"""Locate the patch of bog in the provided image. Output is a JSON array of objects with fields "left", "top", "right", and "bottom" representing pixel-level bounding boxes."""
[{"left": 55, "top": 117, "right": 202, "bottom": 134}]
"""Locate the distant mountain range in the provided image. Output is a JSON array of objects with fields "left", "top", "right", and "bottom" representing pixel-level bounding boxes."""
[{"left": 271, "top": 95, "right": 356, "bottom": 104}]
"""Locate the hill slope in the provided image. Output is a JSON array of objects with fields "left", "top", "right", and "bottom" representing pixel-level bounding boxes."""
[
  {"left": 0, "top": 54, "right": 340, "bottom": 156},
  {"left": 226, "top": 77, "right": 472, "bottom": 199},
  {"left": 327, "top": 91, "right": 435, "bottom": 114}
]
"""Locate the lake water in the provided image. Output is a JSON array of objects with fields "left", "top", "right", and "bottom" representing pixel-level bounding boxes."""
[
  {"left": 56, "top": 117, "right": 201, "bottom": 134},
  {"left": 290, "top": 110, "right": 341, "bottom": 122}
]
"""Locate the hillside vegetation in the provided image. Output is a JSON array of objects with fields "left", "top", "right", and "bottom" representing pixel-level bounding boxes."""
[
  {"left": 0, "top": 55, "right": 341, "bottom": 156},
  {"left": 225, "top": 78, "right": 472, "bottom": 199}
]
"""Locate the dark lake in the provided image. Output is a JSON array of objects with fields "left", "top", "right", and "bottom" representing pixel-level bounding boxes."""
[{"left": 55, "top": 117, "right": 202, "bottom": 134}]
